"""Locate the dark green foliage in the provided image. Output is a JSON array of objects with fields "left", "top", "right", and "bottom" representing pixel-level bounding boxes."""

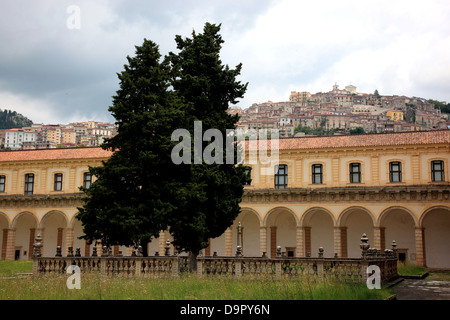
[
  {"left": 0, "top": 109, "right": 33, "bottom": 129},
  {"left": 429, "top": 99, "right": 450, "bottom": 114},
  {"left": 349, "top": 127, "right": 365, "bottom": 135},
  {"left": 293, "top": 125, "right": 338, "bottom": 136},
  {"left": 77, "top": 23, "right": 250, "bottom": 255}
]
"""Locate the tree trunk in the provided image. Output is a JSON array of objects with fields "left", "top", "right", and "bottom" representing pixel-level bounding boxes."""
[{"left": 188, "top": 251, "right": 198, "bottom": 272}]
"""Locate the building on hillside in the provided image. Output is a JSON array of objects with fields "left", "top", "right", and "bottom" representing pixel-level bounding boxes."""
[
  {"left": 4, "top": 129, "right": 36, "bottom": 150},
  {"left": 386, "top": 110, "right": 404, "bottom": 122},
  {"left": 289, "top": 91, "right": 311, "bottom": 103},
  {"left": 0, "top": 130, "right": 449, "bottom": 269},
  {"left": 345, "top": 84, "right": 357, "bottom": 94}
]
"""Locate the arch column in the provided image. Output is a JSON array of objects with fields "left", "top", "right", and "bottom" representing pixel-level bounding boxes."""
[
  {"left": 415, "top": 227, "right": 426, "bottom": 267},
  {"left": 259, "top": 226, "right": 267, "bottom": 257},
  {"left": 333, "top": 227, "right": 341, "bottom": 257},
  {"left": 205, "top": 239, "right": 211, "bottom": 256},
  {"left": 296, "top": 226, "right": 303, "bottom": 257},
  {"left": 2, "top": 229, "right": 9, "bottom": 260},
  {"left": 303, "top": 226, "right": 311, "bottom": 257},
  {"left": 339, "top": 227, "right": 347, "bottom": 258},
  {"left": 270, "top": 226, "right": 277, "bottom": 258},
  {"left": 373, "top": 226, "right": 385, "bottom": 251},
  {"left": 225, "top": 227, "right": 233, "bottom": 256},
  {"left": 84, "top": 241, "right": 91, "bottom": 257},
  {"left": 5, "top": 228, "right": 16, "bottom": 260},
  {"left": 28, "top": 228, "right": 36, "bottom": 259},
  {"left": 65, "top": 227, "right": 74, "bottom": 256}
]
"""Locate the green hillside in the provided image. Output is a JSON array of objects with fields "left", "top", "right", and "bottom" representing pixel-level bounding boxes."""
[{"left": 0, "top": 109, "right": 33, "bottom": 129}]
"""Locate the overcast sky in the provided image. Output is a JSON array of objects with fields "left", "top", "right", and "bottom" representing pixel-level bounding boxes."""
[{"left": 1, "top": 0, "right": 449, "bottom": 124}]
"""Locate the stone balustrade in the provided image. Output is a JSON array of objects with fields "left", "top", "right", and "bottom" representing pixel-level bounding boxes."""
[{"left": 32, "top": 232, "right": 398, "bottom": 284}]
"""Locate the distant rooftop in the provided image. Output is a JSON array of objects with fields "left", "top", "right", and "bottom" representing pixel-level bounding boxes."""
[
  {"left": 244, "top": 129, "right": 450, "bottom": 151},
  {"left": 0, "top": 147, "right": 113, "bottom": 162}
]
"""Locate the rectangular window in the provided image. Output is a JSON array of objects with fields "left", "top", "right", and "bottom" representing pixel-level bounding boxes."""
[
  {"left": 244, "top": 167, "right": 252, "bottom": 186},
  {"left": 312, "top": 164, "right": 323, "bottom": 184},
  {"left": 54, "top": 173, "right": 63, "bottom": 191},
  {"left": 389, "top": 162, "right": 402, "bottom": 183},
  {"left": 0, "top": 175, "right": 5, "bottom": 193},
  {"left": 274, "top": 165, "right": 288, "bottom": 189},
  {"left": 24, "top": 173, "right": 34, "bottom": 195},
  {"left": 431, "top": 160, "right": 445, "bottom": 182},
  {"left": 349, "top": 163, "right": 361, "bottom": 183},
  {"left": 83, "top": 172, "right": 92, "bottom": 189}
]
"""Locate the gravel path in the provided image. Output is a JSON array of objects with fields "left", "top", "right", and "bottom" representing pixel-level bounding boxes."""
[{"left": 394, "top": 279, "right": 450, "bottom": 300}]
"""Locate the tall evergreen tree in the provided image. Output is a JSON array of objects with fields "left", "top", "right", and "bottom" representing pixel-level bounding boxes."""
[
  {"left": 77, "top": 23, "right": 250, "bottom": 259},
  {"left": 167, "top": 23, "right": 249, "bottom": 256},
  {"left": 77, "top": 39, "right": 190, "bottom": 249}
]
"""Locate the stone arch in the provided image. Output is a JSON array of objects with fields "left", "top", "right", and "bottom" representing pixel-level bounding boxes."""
[
  {"left": 338, "top": 206, "right": 376, "bottom": 227},
  {"left": 378, "top": 206, "right": 417, "bottom": 264},
  {"left": 419, "top": 206, "right": 450, "bottom": 227},
  {"left": 40, "top": 210, "right": 69, "bottom": 257},
  {"left": 300, "top": 206, "right": 336, "bottom": 227},
  {"left": 264, "top": 206, "right": 297, "bottom": 258},
  {"left": 378, "top": 206, "right": 419, "bottom": 228},
  {"left": 230, "top": 208, "right": 262, "bottom": 257},
  {"left": 420, "top": 206, "right": 450, "bottom": 269},
  {"left": 0, "top": 212, "right": 11, "bottom": 260},
  {"left": 11, "top": 211, "right": 38, "bottom": 229},
  {"left": 338, "top": 206, "right": 375, "bottom": 258},
  {"left": 0, "top": 211, "right": 10, "bottom": 228},
  {"left": 11, "top": 211, "right": 39, "bottom": 260},
  {"left": 263, "top": 206, "right": 298, "bottom": 227},
  {"left": 300, "top": 207, "right": 335, "bottom": 258}
]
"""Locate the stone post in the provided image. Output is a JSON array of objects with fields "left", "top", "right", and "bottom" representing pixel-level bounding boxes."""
[
  {"left": 360, "top": 233, "right": 370, "bottom": 259},
  {"left": 236, "top": 222, "right": 243, "bottom": 257},
  {"left": 55, "top": 246, "right": 62, "bottom": 257},
  {"left": 165, "top": 240, "right": 171, "bottom": 256},
  {"left": 32, "top": 234, "right": 43, "bottom": 275},
  {"left": 275, "top": 258, "right": 282, "bottom": 280},
  {"left": 235, "top": 259, "right": 242, "bottom": 278},
  {"left": 135, "top": 259, "right": 142, "bottom": 277},
  {"left": 197, "top": 258, "right": 203, "bottom": 278},
  {"left": 158, "top": 231, "right": 166, "bottom": 257}
]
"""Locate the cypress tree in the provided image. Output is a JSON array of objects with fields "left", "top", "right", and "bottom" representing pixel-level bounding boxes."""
[{"left": 77, "top": 23, "right": 250, "bottom": 261}]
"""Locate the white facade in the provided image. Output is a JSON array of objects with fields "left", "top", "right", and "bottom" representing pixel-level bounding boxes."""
[{"left": 4, "top": 130, "right": 36, "bottom": 150}]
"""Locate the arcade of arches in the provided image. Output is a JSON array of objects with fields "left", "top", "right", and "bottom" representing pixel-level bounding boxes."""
[
  {"left": 1, "top": 194, "right": 449, "bottom": 269},
  {"left": 1, "top": 131, "right": 449, "bottom": 269}
]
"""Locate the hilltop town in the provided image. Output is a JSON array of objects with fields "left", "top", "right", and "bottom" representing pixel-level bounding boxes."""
[
  {"left": 1, "top": 83, "right": 449, "bottom": 150},
  {"left": 229, "top": 83, "right": 450, "bottom": 137},
  {"left": 0, "top": 120, "right": 117, "bottom": 150}
]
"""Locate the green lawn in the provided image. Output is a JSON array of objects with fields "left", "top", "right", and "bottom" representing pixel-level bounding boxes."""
[
  {"left": 0, "top": 261, "right": 393, "bottom": 300},
  {"left": 427, "top": 272, "right": 450, "bottom": 281},
  {"left": 0, "top": 260, "right": 33, "bottom": 277},
  {"left": 397, "top": 261, "right": 428, "bottom": 276}
]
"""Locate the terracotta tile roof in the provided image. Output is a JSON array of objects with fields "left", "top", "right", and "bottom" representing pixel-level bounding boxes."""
[
  {"left": 244, "top": 130, "right": 450, "bottom": 151},
  {"left": 0, "top": 147, "right": 113, "bottom": 162}
]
